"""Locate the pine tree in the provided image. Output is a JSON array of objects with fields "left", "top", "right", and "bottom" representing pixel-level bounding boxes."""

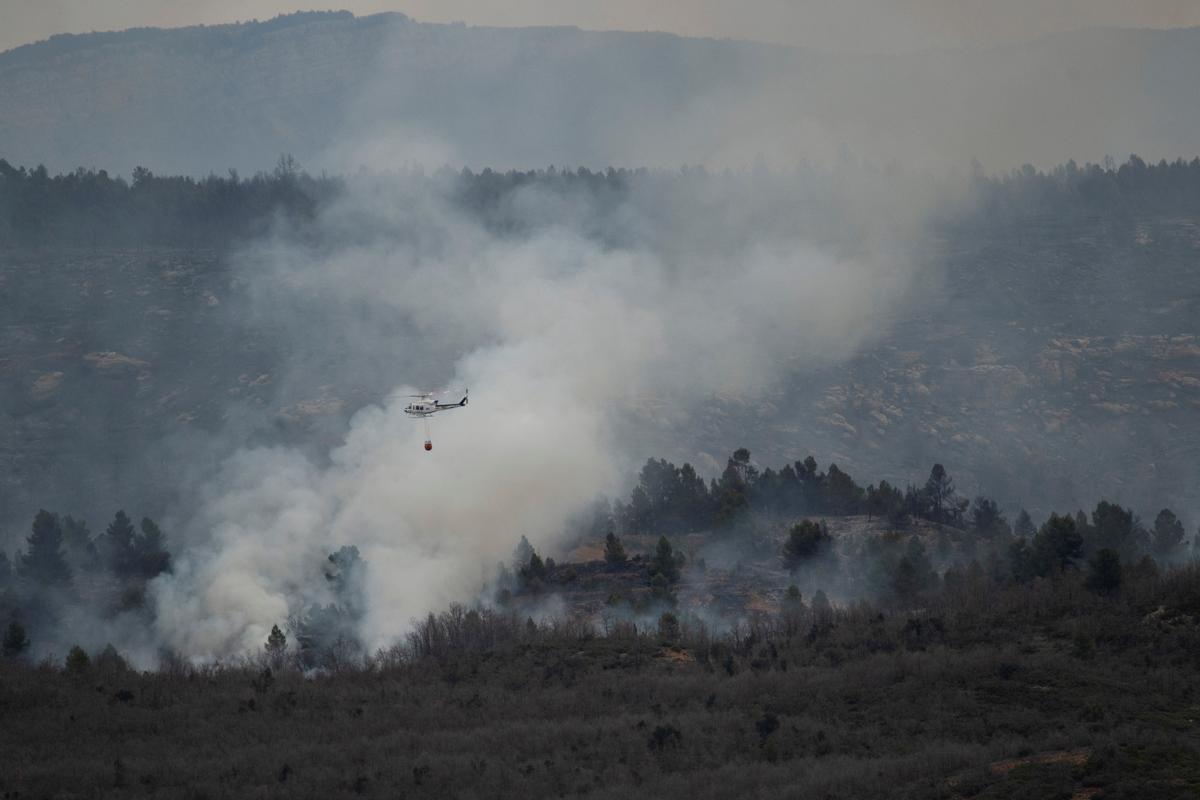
[
  {"left": 0, "top": 551, "right": 11, "bottom": 588},
  {"left": 650, "top": 536, "right": 680, "bottom": 583},
  {"left": 603, "top": 532, "right": 628, "bottom": 566},
  {"left": 866, "top": 481, "right": 904, "bottom": 524},
  {"left": 637, "top": 458, "right": 683, "bottom": 532},
  {"left": 923, "top": 464, "right": 956, "bottom": 524},
  {"left": 65, "top": 645, "right": 91, "bottom": 673},
  {"left": 1013, "top": 509, "right": 1036, "bottom": 538},
  {"left": 1090, "top": 501, "right": 1139, "bottom": 559},
  {"left": 265, "top": 624, "right": 288, "bottom": 668},
  {"left": 101, "top": 510, "right": 138, "bottom": 579},
  {"left": 518, "top": 549, "right": 547, "bottom": 590},
  {"left": 512, "top": 536, "right": 535, "bottom": 570},
  {"left": 94, "top": 644, "right": 128, "bottom": 672},
  {"left": 2, "top": 620, "right": 29, "bottom": 657},
  {"left": 1008, "top": 538, "right": 1035, "bottom": 583},
  {"left": 970, "top": 497, "right": 1009, "bottom": 538},
  {"left": 796, "top": 456, "right": 825, "bottom": 511},
  {"left": 1032, "top": 513, "right": 1084, "bottom": 576},
  {"left": 60, "top": 515, "right": 97, "bottom": 574},
  {"left": 18, "top": 510, "right": 71, "bottom": 586},
  {"left": 729, "top": 448, "right": 758, "bottom": 484},
  {"left": 1074, "top": 510, "right": 1092, "bottom": 541},
  {"left": 893, "top": 536, "right": 936, "bottom": 600},
  {"left": 1152, "top": 509, "right": 1186, "bottom": 560},
  {"left": 137, "top": 517, "right": 172, "bottom": 579},
  {"left": 678, "top": 463, "right": 711, "bottom": 530},
  {"left": 626, "top": 486, "right": 653, "bottom": 532},
  {"left": 781, "top": 520, "right": 829, "bottom": 571},
  {"left": 713, "top": 457, "right": 750, "bottom": 527},
  {"left": 1084, "top": 549, "right": 1123, "bottom": 596},
  {"left": 824, "top": 465, "right": 864, "bottom": 514},
  {"left": 324, "top": 546, "right": 365, "bottom": 618}
]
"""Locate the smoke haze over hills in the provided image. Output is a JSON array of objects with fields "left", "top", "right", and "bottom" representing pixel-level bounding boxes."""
[
  {"left": 6, "top": 0, "right": 1200, "bottom": 54},
  {"left": 2, "top": 12, "right": 1200, "bottom": 175},
  {"left": 2, "top": 8, "right": 1200, "bottom": 661},
  {"left": 6, "top": 8, "right": 1200, "bottom": 799}
]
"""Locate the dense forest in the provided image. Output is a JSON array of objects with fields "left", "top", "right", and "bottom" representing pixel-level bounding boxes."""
[
  {"left": 5, "top": 155, "right": 1200, "bottom": 246},
  {"left": 2, "top": 446, "right": 1199, "bottom": 797},
  {"left": 3, "top": 450, "right": 1195, "bottom": 668}
]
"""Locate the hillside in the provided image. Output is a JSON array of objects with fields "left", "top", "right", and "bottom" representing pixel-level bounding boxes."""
[
  {"left": 2, "top": 13, "right": 1200, "bottom": 173},
  {"left": 3, "top": 557, "right": 1198, "bottom": 799},
  {"left": 3, "top": 163, "right": 1200, "bottom": 541}
]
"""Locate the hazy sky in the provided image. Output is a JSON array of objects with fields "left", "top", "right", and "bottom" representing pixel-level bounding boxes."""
[{"left": 3, "top": 0, "right": 1200, "bottom": 55}]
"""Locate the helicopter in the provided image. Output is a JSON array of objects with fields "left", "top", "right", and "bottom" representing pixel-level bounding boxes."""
[{"left": 403, "top": 388, "right": 468, "bottom": 450}]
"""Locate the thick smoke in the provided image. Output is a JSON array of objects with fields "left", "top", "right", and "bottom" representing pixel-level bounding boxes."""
[{"left": 149, "top": 170, "right": 928, "bottom": 658}]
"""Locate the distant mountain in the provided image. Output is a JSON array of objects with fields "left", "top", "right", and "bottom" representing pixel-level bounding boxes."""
[{"left": 2, "top": 12, "right": 1200, "bottom": 174}]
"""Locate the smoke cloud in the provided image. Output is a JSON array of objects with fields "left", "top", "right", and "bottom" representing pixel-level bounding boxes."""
[{"left": 149, "top": 165, "right": 928, "bottom": 658}]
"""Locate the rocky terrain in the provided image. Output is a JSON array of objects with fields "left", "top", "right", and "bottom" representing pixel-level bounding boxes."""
[
  {"left": 685, "top": 214, "right": 1200, "bottom": 520},
  {"left": 0, "top": 245, "right": 379, "bottom": 539},
  {"left": 3, "top": 208, "right": 1199, "bottom": 545}
]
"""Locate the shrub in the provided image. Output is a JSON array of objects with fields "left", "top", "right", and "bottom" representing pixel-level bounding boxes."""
[
  {"left": 658, "top": 612, "right": 681, "bottom": 643},
  {"left": 782, "top": 520, "right": 829, "bottom": 570}
]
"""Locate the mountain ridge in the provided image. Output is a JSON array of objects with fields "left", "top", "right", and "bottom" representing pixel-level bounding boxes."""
[{"left": 3, "top": 13, "right": 1200, "bottom": 175}]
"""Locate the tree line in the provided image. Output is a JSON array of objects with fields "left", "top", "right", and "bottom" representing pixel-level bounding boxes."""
[
  {"left": 0, "top": 155, "right": 331, "bottom": 246},
  {"left": 600, "top": 450, "right": 1009, "bottom": 534},
  {"left": 966, "top": 154, "right": 1200, "bottom": 222},
  {"left": 0, "top": 508, "right": 365, "bottom": 670},
  {"left": 3, "top": 449, "right": 1195, "bottom": 666},
  {"left": 0, "top": 509, "right": 171, "bottom": 659},
  {"left": 598, "top": 449, "right": 1194, "bottom": 553},
  {"left": 3, "top": 154, "right": 1198, "bottom": 247}
]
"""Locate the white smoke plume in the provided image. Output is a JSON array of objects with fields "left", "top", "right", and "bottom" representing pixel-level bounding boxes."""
[{"left": 150, "top": 170, "right": 929, "bottom": 659}]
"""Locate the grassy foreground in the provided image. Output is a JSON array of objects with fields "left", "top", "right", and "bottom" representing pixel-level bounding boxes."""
[{"left": 2, "top": 566, "right": 1199, "bottom": 799}]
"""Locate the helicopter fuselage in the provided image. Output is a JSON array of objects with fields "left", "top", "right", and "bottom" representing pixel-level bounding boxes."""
[{"left": 403, "top": 394, "right": 468, "bottom": 418}]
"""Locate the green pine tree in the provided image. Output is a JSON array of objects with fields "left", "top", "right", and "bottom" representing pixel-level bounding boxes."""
[
  {"left": 781, "top": 519, "right": 829, "bottom": 571},
  {"left": 893, "top": 536, "right": 936, "bottom": 600},
  {"left": 59, "top": 516, "right": 97, "bottom": 574},
  {"left": 1152, "top": 509, "right": 1185, "bottom": 560},
  {"left": 603, "top": 531, "right": 628, "bottom": 566},
  {"left": 265, "top": 624, "right": 288, "bottom": 668},
  {"left": 65, "top": 645, "right": 91, "bottom": 673},
  {"left": 101, "top": 510, "right": 138, "bottom": 579},
  {"left": 2, "top": 620, "right": 30, "bottom": 657},
  {"left": 18, "top": 510, "right": 71, "bottom": 586},
  {"left": 137, "top": 517, "right": 172, "bottom": 578},
  {"left": 650, "top": 536, "right": 680, "bottom": 583},
  {"left": 1084, "top": 549, "right": 1123, "bottom": 596},
  {"left": 1032, "top": 514, "right": 1084, "bottom": 576}
]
